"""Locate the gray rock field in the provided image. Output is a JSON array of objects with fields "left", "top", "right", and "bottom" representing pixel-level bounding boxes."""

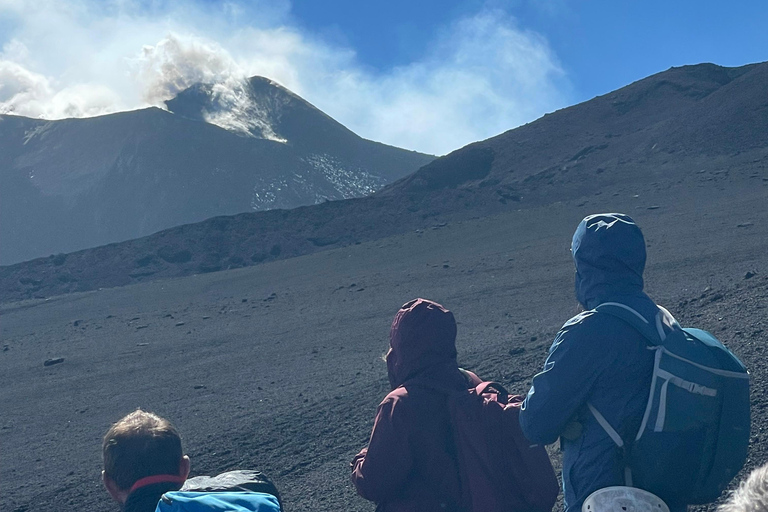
[{"left": 2, "top": 180, "right": 767, "bottom": 510}]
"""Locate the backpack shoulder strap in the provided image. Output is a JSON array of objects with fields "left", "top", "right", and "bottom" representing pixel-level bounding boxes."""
[{"left": 595, "top": 302, "right": 676, "bottom": 346}]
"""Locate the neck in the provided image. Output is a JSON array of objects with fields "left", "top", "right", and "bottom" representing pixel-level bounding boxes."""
[{"left": 129, "top": 474, "right": 186, "bottom": 494}]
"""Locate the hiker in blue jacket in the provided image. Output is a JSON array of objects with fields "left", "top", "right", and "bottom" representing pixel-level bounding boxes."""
[{"left": 519, "top": 213, "right": 663, "bottom": 512}]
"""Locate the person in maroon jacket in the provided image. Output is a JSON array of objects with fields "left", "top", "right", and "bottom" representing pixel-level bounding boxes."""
[{"left": 351, "top": 298, "right": 480, "bottom": 512}]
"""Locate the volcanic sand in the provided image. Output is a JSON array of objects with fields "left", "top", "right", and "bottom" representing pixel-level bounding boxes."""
[{"left": 2, "top": 179, "right": 767, "bottom": 511}]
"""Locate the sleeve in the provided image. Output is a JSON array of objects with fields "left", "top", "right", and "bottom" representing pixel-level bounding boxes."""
[
  {"left": 350, "top": 395, "right": 413, "bottom": 502},
  {"left": 518, "top": 315, "right": 607, "bottom": 445}
]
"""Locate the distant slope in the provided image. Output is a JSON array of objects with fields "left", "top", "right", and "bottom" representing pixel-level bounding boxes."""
[
  {"left": 384, "top": 62, "right": 765, "bottom": 200},
  {"left": 0, "top": 76, "right": 433, "bottom": 264},
  {"left": 2, "top": 62, "right": 767, "bottom": 302}
]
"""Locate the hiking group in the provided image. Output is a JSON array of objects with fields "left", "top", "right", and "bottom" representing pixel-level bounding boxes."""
[{"left": 101, "top": 213, "right": 752, "bottom": 512}]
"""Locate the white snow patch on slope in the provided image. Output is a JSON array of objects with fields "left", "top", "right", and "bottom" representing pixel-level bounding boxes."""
[
  {"left": 305, "top": 154, "right": 383, "bottom": 197},
  {"left": 249, "top": 154, "right": 385, "bottom": 210}
]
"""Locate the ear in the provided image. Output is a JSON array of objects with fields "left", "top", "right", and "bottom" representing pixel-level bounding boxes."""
[
  {"left": 102, "top": 470, "right": 129, "bottom": 503},
  {"left": 179, "top": 455, "right": 191, "bottom": 480}
]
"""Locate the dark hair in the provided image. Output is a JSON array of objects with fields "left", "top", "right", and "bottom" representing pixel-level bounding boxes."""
[{"left": 102, "top": 409, "right": 183, "bottom": 490}]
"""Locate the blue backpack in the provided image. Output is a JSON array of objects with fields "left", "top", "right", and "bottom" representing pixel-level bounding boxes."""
[
  {"left": 155, "top": 470, "right": 282, "bottom": 512},
  {"left": 155, "top": 491, "right": 280, "bottom": 512},
  {"left": 589, "top": 303, "right": 750, "bottom": 506}
]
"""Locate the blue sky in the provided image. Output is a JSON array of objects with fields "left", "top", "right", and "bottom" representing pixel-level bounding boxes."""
[
  {"left": 288, "top": 0, "right": 768, "bottom": 101},
  {"left": 1, "top": 0, "right": 766, "bottom": 154}
]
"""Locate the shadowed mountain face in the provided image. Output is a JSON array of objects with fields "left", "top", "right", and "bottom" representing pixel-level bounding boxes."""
[
  {"left": 1, "top": 62, "right": 767, "bottom": 302},
  {"left": 0, "top": 77, "right": 434, "bottom": 265}
]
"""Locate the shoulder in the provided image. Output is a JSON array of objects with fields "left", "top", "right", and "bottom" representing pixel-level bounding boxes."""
[
  {"left": 561, "top": 308, "right": 633, "bottom": 333},
  {"left": 380, "top": 387, "right": 413, "bottom": 412},
  {"left": 555, "top": 309, "right": 637, "bottom": 352},
  {"left": 558, "top": 310, "right": 607, "bottom": 340},
  {"left": 373, "top": 387, "right": 419, "bottom": 428},
  {"left": 561, "top": 310, "right": 596, "bottom": 329},
  {"left": 383, "top": 386, "right": 409, "bottom": 401}
]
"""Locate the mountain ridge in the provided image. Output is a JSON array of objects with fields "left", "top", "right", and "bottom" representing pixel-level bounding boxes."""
[
  {"left": 1, "top": 61, "right": 767, "bottom": 302},
  {"left": 0, "top": 78, "right": 433, "bottom": 265}
]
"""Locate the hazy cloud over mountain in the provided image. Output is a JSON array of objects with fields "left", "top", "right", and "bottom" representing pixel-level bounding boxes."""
[{"left": 0, "top": 0, "right": 569, "bottom": 154}]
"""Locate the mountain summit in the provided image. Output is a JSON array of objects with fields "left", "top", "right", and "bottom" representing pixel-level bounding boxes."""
[{"left": 0, "top": 77, "right": 433, "bottom": 265}]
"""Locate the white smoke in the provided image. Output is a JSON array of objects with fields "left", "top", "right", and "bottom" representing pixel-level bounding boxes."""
[
  {"left": 0, "top": 1, "right": 569, "bottom": 154},
  {"left": 133, "top": 35, "right": 285, "bottom": 141},
  {"left": 0, "top": 58, "right": 122, "bottom": 118},
  {"left": 135, "top": 35, "right": 243, "bottom": 105},
  {"left": 204, "top": 80, "right": 288, "bottom": 142}
]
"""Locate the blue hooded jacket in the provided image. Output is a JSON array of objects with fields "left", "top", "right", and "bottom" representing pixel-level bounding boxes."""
[{"left": 519, "top": 214, "right": 657, "bottom": 512}]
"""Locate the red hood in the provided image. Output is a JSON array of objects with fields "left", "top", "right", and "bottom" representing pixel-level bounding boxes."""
[{"left": 386, "top": 298, "right": 458, "bottom": 389}]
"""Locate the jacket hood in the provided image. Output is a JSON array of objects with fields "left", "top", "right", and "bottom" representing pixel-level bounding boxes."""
[
  {"left": 386, "top": 298, "right": 458, "bottom": 389},
  {"left": 572, "top": 213, "right": 646, "bottom": 309}
]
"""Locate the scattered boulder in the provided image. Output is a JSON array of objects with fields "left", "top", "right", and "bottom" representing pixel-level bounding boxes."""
[
  {"left": 745, "top": 271, "right": 757, "bottom": 279},
  {"left": 43, "top": 357, "right": 65, "bottom": 367}
]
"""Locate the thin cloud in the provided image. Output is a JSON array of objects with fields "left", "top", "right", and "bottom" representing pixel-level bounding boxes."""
[{"left": 0, "top": 1, "right": 569, "bottom": 155}]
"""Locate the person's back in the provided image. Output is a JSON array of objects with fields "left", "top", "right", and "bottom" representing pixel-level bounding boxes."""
[
  {"left": 518, "top": 213, "right": 660, "bottom": 511},
  {"left": 351, "top": 298, "right": 475, "bottom": 512}
]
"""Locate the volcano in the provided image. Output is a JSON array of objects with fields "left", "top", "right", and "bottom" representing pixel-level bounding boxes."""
[{"left": 0, "top": 77, "right": 433, "bottom": 265}]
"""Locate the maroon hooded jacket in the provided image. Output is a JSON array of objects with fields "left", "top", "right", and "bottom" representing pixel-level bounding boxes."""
[{"left": 351, "top": 299, "right": 480, "bottom": 512}]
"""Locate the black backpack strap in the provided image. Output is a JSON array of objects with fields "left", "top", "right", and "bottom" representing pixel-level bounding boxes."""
[{"left": 182, "top": 470, "right": 283, "bottom": 510}]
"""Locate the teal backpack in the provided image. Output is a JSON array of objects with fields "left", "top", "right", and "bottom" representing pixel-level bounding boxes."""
[
  {"left": 156, "top": 470, "right": 282, "bottom": 512},
  {"left": 156, "top": 491, "right": 280, "bottom": 512},
  {"left": 589, "top": 303, "right": 750, "bottom": 505}
]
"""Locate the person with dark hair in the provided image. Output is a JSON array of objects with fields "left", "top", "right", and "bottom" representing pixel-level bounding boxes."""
[
  {"left": 351, "top": 298, "right": 481, "bottom": 511},
  {"left": 518, "top": 213, "right": 664, "bottom": 511},
  {"left": 102, "top": 409, "right": 190, "bottom": 512}
]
